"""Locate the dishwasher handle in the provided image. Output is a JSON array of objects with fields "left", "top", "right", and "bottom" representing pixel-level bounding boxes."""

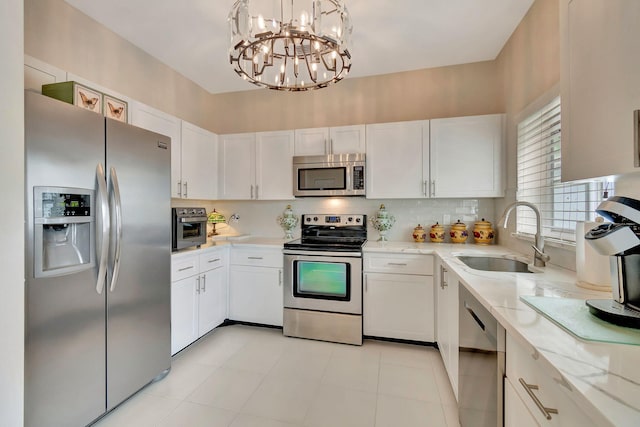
[{"left": 464, "top": 301, "right": 486, "bottom": 331}]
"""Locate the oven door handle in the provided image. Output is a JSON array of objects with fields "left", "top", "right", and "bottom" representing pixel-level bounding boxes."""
[
  {"left": 179, "top": 216, "right": 207, "bottom": 223},
  {"left": 283, "top": 249, "right": 362, "bottom": 257}
]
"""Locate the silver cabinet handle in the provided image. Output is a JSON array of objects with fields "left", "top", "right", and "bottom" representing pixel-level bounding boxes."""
[
  {"left": 387, "top": 262, "right": 407, "bottom": 266},
  {"left": 278, "top": 269, "right": 282, "bottom": 286},
  {"left": 440, "top": 265, "right": 448, "bottom": 289},
  {"left": 196, "top": 276, "right": 201, "bottom": 294},
  {"left": 178, "top": 265, "right": 194, "bottom": 272},
  {"left": 518, "top": 378, "right": 559, "bottom": 420},
  {"left": 248, "top": 256, "right": 263, "bottom": 260},
  {"left": 256, "top": 184, "right": 259, "bottom": 199},
  {"left": 109, "top": 167, "right": 123, "bottom": 293},
  {"left": 207, "top": 258, "right": 221, "bottom": 263},
  {"left": 364, "top": 275, "right": 368, "bottom": 292},
  {"left": 201, "top": 274, "right": 206, "bottom": 292},
  {"left": 183, "top": 181, "right": 188, "bottom": 198},
  {"left": 423, "top": 180, "right": 428, "bottom": 197},
  {"left": 95, "top": 163, "right": 110, "bottom": 295},
  {"left": 250, "top": 185, "right": 254, "bottom": 199},
  {"left": 329, "top": 138, "right": 333, "bottom": 154},
  {"left": 431, "top": 180, "right": 436, "bottom": 197},
  {"left": 177, "top": 180, "right": 182, "bottom": 197}
]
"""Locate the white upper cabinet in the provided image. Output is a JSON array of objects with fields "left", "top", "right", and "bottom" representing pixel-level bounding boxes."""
[
  {"left": 219, "top": 130, "right": 294, "bottom": 200},
  {"left": 365, "top": 120, "right": 430, "bottom": 199},
  {"left": 430, "top": 114, "right": 504, "bottom": 198},
  {"left": 130, "top": 102, "right": 182, "bottom": 197},
  {"left": 560, "top": 0, "right": 640, "bottom": 181},
  {"left": 24, "top": 55, "right": 67, "bottom": 93},
  {"left": 181, "top": 122, "right": 218, "bottom": 200},
  {"left": 294, "top": 125, "right": 366, "bottom": 155}
]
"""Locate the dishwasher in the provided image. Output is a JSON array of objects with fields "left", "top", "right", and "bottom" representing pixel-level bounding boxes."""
[{"left": 458, "top": 285, "right": 505, "bottom": 427}]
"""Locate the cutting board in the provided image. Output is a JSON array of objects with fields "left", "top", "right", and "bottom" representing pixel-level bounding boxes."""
[{"left": 520, "top": 296, "right": 640, "bottom": 346}]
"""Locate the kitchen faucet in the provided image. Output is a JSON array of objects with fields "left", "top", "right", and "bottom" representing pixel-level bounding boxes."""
[{"left": 499, "top": 201, "right": 550, "bottom": 267}]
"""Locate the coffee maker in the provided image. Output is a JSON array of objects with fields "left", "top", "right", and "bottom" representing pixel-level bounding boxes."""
[{"left": 584, "top": 196, "right": 640, "bottom": 328}]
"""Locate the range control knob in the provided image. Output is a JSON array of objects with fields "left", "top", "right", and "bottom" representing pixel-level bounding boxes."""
[
  {"left": 347, "top": 217, "right": 353, "bottom": 222},
  {"left": 313, "top": 216, "right": 318, "bottom": 222},
  {"left": 306, "top": 217, "right": 312, "bottom": 222},
  {"left": 356, "top": 218, "right": 361, "bottom": 223}
]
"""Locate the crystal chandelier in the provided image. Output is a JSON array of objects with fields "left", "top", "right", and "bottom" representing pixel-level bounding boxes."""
[{"left": 228, "top": 0, "right": 353, "bottom": 91}]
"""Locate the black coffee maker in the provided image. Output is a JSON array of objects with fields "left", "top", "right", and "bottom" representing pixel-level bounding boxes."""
[{"left": 585, "top": 196, "right": 640, "bottom": 328}]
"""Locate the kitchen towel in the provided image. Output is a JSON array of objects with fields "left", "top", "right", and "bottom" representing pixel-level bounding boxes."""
[
  {"left": 520, "top": 296, "right": 640, "bottom": 346},
  {"left": 575, "top": 221, "right": 612, "bottom": 291}
]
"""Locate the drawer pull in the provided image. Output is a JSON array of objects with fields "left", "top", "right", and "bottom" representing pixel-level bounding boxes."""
[
  {"left": 248, "top": 256, "right": 263, "bottom": 260},
  {"left": 178, "top": 266, "right": 194, "bottom": 272},
  {"left": 207, "top": 258, "right": 221, "bottom": 263},
  {"left": 387, "top": 262, "right": 407, "bottom": 266},
  {"left": 518, "top": 378, "right": 559, "bottom": 420}
]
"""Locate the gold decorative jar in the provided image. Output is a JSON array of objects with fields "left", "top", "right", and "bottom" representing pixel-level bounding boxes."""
[
  {"left": 450, "top": 220, "right": 468, "bottom": 243},
  {"left": 412, "top": 224, "right": 426, "bottom": 243},
  {"left": 473, "top": 218, "right": 494, "bottom": 245},
  {"left": 429, "top": 222, "right": 445, "bottom": 243}
]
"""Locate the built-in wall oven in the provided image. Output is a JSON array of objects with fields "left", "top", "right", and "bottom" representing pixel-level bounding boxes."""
[
  {"left": 283, "top": 214, "right": 366, "bottom": 345},
  {"left": 172, "top": 207, "right": 207, "bottom": 251}
]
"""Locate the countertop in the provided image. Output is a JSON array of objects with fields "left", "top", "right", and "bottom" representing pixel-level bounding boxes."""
[
  {"left": 364, "top": 241, "right": 640, "bottom": 426},
  {"left": 171, "top": 236, "right": 289, "bottom": 257}
]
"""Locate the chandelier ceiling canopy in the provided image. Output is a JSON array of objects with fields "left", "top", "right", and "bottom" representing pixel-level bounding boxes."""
[{"left": 228, "top": 0, "right": 353, "bottom": 91}]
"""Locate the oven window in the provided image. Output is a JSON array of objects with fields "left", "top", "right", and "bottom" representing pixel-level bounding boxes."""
[
  {"left": 294, "top": 261, "right": 350, "bottom": 301},
  {"left": 298, "top": 167, "right": 346, "bottom": 190},
  {"left": 181, "top": 222, "right": 203, "bottom": 239}
]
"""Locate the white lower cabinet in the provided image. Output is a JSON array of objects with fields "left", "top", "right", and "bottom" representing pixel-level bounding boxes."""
[
  {"left": 436, "top": 258, "right": 459, "bottom": 400},
  {"left": 229, "top": 247, "right": 283, "bottom": 326},
  {"left": 505, "top": 332, "right": 599, "bottom": 427},
  {"left": 170, "top": 248, "right": 228, "bottom": 355},
  {"left": 363, "top": 253, "right": 434, "bottom": 342}
]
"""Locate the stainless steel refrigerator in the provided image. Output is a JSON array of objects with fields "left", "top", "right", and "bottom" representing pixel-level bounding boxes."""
[{"left": 24, "top": 91, "right": 171, "bottom": 427}]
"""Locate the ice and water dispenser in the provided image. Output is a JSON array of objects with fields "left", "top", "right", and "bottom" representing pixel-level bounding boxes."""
[{"left": 33, "top": 187, "right": 95, "bottom": 277}]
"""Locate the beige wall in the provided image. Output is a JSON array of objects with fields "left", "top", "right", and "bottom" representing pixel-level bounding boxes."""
[{"left": 25, "top": 0, "right": 503, "bottom": 135}]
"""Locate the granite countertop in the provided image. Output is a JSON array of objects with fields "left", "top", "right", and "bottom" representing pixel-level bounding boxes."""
[{"left": 364, "top": 241, "right": 640, "bottom": 426}]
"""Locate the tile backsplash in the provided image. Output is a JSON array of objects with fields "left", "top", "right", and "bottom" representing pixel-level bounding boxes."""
[{"left": 173, "top": 198, "right": 496, "bottom": 242}]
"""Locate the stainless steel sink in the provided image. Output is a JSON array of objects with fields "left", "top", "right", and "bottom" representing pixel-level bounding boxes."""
[{"left": 457, "top": 256, "right": 535, "bottom": 273}]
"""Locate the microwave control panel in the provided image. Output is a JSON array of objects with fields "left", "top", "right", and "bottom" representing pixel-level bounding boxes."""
[{"left": 353, "top": 166, "right": 365, "bottom": 190}]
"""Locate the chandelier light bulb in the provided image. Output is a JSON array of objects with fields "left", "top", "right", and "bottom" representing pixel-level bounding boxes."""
[{"left": 228, "top": 0, "right": 353, "bottom": 91}]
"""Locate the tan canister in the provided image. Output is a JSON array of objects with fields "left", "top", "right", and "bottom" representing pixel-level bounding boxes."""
[
  {"left": 412, "top": 224, "right": 426, "bottom": 242},
  {"left": 430, "top": 222, "right": 445, "bottom": 243},
  {"left": 450, "top": 220, "right": 468, "bottom": 243},
  {"left": 473, "top": 218, "right": 494, "bottom": 245}
]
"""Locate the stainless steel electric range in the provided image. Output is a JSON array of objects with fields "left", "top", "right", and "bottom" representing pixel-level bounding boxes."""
[{"left": 283, "top": 214, "right": 367, "bottom": 345}]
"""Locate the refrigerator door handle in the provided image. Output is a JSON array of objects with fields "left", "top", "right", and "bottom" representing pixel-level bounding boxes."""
[
  {"left": 109, "top": 167, "right": 123, "bottom": 292},
  {"left": 96, "top": 163, "right": 110, "bottom": 294}
]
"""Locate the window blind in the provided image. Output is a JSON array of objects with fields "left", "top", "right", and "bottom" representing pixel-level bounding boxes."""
[{"left": 516, "top": 96, "right": 612, "bottom": 244}]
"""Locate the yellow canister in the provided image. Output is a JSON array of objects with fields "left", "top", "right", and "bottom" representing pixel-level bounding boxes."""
[
  {"left": 473, "top": 218, "right": 494, "bottom": 245},
  {"left": 412, "top": 224, "right": 426, "bottom": 242},
  {"left": 430, "top": 222, "right": 445, "bottom": 243},
  {"left": 450, "top": 220, "right": 468, "bottom": 243}
]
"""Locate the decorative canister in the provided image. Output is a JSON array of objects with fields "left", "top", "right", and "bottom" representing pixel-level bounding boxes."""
[
  {"left": 370, "top": 204, "right": 396, "bottom": 241},
  {"left": 450, "top": 220, "right": 468, "bottom": 243},
  {"left": 429, "top": 222, "right": 445, "bottom": 243},
  {"left": 276, "top": 204, "right": 299, "bottom": 240},
  {"left": 412, "top": 224, "right": 426, "bottom": 242},
  {"left": 473, "top": 218, "right": 495, "bottom": 245}
]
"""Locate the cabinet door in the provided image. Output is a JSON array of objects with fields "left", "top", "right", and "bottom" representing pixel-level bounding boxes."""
[
  {"left": 181, "top": 121, "right": 217, "bottom": 200},
  {"left": 198, "top": 266, "right": 226, "bottom": 336},
  {"left": 171, "top": 275, "right": 198, "bottom": 355},
  {"left": 294, "top": 127, "right": 329, "bottom": 155},
  {"left": 229, "top": 266, "right": 283, "bottom": 326},
  {"left": 504, "top": 378, "right": 538, "bottom": 427},
  {"left": 363, "top": 272, "right": 434, "bottom": 342},
  {"left": 24, "top": 55, "right": 67, "bottom": 93},
  {"left": 430, "top": 114, "right": 504, "bottom": 197},
  {"left": 365, "top": 121, "right": 429, "bottom": 199},
  {"left": 256, "top": 130, "right": 295, "bottom": 200},
  {"left": 436, "top": 263, "right": 459, "bottom": 400},
  {"left": 329, "top": 125, "right": 366, "bottom": 154},
  {"left": 218, "top": 133, "right": 256, "bottom": 199},
  {"left": 130, "top": 102, "right": 182, "bottom": 198},
  {"left": 561, "top": 0, "right": 640, "bottom": 181}
]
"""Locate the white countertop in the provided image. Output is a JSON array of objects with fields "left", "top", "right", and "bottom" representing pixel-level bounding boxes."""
[
  {"left": 172, "top": 236, "right": 288, "bottom": 257},
  {"left": 364, "top": 241, "right": 640, "bottom": 426}
]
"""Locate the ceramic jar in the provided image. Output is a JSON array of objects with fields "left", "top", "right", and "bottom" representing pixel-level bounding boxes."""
[
  {"left": 370, "top": 204, "right": 396, "bottom": 241},
  {"left": 450, "top": 220, "right": 468, "bottom": 243},
  {"left": 429, "top": 222, "right": 445, "bottom": 243},
  {"left": 412, "top": 224, "right": 426, "bottom": 242},
  {"left": 473, "top": 218, "right": 494, "bottom": 245},
  {"left": 276, "top": 204, "right": 299, "bottom": 240}
]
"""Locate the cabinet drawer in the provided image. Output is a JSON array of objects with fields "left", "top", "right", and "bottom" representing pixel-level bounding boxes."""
[
  {"left": 364, "top": 253, "right": 433, "bottom": 275},
  {"left": 506, "top": 334, "right": 598, "bottom": 427},
  {"left": 171, "top": 254, "right": 200, "bottom": 281},
  {"left": 231, "top": 247, "right": 283, "bottom": 268},
  {"left": 199, "top": 251, "right": 225, "bottom": 271}
]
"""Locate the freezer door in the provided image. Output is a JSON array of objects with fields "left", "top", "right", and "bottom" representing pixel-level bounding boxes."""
[
  {"left": 105, "top": 118, "right": 172, "bottom": 410},
  {"left": 24, "top": 91, "right": 107, "bottom": 427}
]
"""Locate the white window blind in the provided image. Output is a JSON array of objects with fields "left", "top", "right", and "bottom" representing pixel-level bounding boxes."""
[{"left": 516, "top": 96, "right": 613, "bottom": 244}]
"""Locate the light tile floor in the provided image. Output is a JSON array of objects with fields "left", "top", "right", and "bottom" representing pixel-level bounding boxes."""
[{"left": 93, "top": 325, "right": 460, "bottom": 427}]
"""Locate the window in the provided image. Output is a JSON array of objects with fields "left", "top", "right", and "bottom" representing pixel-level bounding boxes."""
[{"left": 516, "top": 96, "right": 612, "bottom": 244}]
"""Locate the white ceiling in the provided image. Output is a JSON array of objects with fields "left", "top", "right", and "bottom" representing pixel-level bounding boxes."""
[{"left": 64, "top": 0, "right": 534, "bottom": 95}]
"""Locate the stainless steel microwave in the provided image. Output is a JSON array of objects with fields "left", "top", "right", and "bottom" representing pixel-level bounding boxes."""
[{"left": 293, "top": 153, "right": 366, "bottom": 197}]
